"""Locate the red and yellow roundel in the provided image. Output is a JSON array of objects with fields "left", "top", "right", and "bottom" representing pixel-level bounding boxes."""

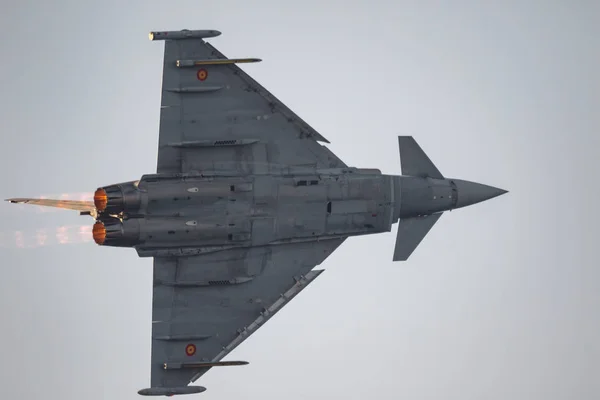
[
  {"left": 185, "top": 344, "right": 196, "bottom": 356},
  {"left": 196, "top": 69, "right": 208, "bottom": 81}
]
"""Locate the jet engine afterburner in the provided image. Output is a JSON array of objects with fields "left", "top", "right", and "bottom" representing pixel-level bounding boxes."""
[
  {"left": 93, "top": 181, "right": 142, "bottom": 215},
  {"left": 92, "top": 218, "right": 141, "bottom": 246}
]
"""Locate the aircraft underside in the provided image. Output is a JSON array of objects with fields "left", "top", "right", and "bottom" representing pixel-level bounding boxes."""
[{"left": 6, "top": 29, "right": 506, "bottom": 397}]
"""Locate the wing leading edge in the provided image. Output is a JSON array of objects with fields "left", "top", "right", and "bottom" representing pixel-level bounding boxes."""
[
  {"left": 153, "top": 29, "right": 346, "bottom": 174},
  {"left": 145, "top": 238, "right": 345, "bottom": 391}
]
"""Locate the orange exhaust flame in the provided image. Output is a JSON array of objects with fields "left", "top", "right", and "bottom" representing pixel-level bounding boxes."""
[
  {"left": 92, "top": 222, "right": 106, "bottom": 245},
  {"left": 94, "top": 189, "right": 107, "bottom": 212}
]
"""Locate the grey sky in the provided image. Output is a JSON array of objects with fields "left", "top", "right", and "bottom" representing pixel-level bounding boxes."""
[{"left": 1, "top": 1, "right": 598, "bottom": 399}]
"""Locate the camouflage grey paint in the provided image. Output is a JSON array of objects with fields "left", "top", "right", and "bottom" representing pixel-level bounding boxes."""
[
  {"left": 95, "top": 165, "right": 505, "bottom": 256},
  {"left": 6, "top": 29, "right": 507, "bottom": 397}
]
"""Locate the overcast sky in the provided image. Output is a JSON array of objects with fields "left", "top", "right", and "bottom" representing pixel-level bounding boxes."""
[{"left": 0, "top": 1, "right": 598, "bottom": 399}]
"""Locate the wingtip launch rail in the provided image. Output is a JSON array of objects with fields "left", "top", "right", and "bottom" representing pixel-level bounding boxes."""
[{"left": 149, "top": 29, "right": 222, "bottom": 41}]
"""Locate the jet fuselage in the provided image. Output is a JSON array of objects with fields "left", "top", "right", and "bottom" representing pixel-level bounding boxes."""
[{"left": 92, "top": 168, "right": 505, "bottom": 258}]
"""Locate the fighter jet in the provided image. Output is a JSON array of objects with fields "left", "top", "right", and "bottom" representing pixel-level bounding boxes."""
[{"left": 7, "top": 29, "right": 507, "bottom": 397}]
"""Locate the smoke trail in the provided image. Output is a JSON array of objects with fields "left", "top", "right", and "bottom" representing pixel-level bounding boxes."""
[
  {"left": 0, "top": 224, "right": 93, "bottom": 249},
  {"left": 1, "top": 191, "right": 96, "bottom": 248}
]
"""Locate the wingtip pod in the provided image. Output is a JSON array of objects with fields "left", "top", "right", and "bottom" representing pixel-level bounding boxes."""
[
  {"left": 138, "top": 386, "right": 206, "bottom": 396},
  {"left": 149, "top": 29, "right": 222, "bottom": 41}
]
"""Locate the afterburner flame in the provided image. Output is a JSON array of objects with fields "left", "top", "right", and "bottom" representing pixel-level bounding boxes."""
[
  {"left": 92, "top": 222, "right": 106, "bottom": 245},
  {"left": 94, "top": 188, "right": 107, "bottom": 212}
]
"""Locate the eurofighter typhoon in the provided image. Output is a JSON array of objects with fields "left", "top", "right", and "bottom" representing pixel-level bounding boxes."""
[{"left": 7, "top": 29, "right": 507, "bottom": 396}]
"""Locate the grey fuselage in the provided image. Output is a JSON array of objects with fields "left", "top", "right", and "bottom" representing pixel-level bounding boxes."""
[{"left": 94, "top": 167, "right": 467, "bottom": 257}]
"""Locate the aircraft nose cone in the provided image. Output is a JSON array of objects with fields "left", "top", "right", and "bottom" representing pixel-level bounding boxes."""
[{"left": 453, "top": 179, "right": 508, "bottom": 209}]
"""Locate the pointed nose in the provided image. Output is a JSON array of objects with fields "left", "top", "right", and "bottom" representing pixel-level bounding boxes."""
[{"left": 453, "top": 179, "right": 508, "bottom": 209}]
